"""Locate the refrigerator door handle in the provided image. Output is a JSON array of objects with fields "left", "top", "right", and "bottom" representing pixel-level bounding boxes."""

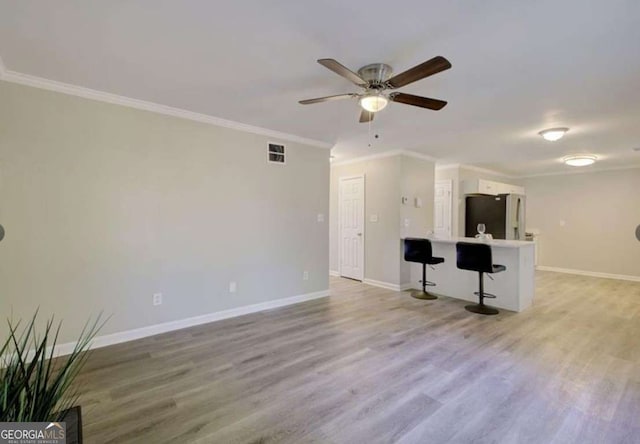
[{"left": 515, "top": 197, "right": 521, "bottom": 239}]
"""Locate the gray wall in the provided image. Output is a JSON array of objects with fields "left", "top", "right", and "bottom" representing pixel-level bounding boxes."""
[
  {"left": 330, "top": 155, "right": 402, "bottom": 285},
  {"left": 329, "top": 154, "right": 435, "bottom": 286},
  {"left": 524, "top": 168, "right": 640, "bottom": 277},
  {"left": 0, "top": 81, "right": 330, "bottom": 343},
  {"left": 400, "top": 156, "right": 436, "bottom": 285}
]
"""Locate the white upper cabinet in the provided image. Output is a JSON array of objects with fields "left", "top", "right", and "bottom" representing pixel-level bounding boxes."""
[{"left": 463, "top": 179, "right": 525, "bottom": 196}]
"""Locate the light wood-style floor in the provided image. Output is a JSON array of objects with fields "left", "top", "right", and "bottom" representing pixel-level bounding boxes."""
[{"left": 76, "top": 272, "right": 640, "bottom": 443}]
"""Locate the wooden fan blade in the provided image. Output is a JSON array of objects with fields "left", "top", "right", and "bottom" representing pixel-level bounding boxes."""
[
  {"left": 390, "top": 93, "right": 447, "bottom": 110},
  {"left": 318, "top": 59, "right": 366, "bottom": 86},
  {"left": 359, "top": 110, "right": 374, "bottom": 123},
  {"left": 386, "top": 56, "right": 451, "bottom": 89},
  {"left": 299, "top": 94, "right": 356, "bottom": 105}
]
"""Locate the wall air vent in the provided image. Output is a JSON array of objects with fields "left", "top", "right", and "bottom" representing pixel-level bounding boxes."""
[{"left": 268, "top": 143, "right": 286, "bottom": 164}]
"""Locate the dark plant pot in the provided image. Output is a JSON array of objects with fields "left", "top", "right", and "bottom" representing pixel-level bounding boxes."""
[{"left": 59, "top": 405, "right": 83, "bottom": 444}]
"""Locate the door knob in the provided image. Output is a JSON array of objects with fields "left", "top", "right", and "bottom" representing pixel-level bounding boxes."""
[{"left": 357, "top": 233, "right": 362, "bottom": 236}]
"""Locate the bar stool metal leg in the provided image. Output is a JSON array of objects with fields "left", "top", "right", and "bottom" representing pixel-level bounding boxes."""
[
  {"left": 411, "top": 263, "right": 438, "bottom": 300},
  {"left": 464, "top": 272, "right": 499, "bottom": 315}
]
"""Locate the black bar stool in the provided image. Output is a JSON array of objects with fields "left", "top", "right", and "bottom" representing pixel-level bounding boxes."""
[
  {"left": 403, "top": 238, "right": 445, "bottom": 300},
  {"left": 455, "top": 242, "right": 506, "bottom": 315}
]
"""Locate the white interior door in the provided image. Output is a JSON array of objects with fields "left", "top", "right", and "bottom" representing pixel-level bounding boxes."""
[
  {"left": 434, "top": 180, "right": 452, "bottom": 237},
  {"left": 339, "top": 176, "right": 365, "bottom": 281}
]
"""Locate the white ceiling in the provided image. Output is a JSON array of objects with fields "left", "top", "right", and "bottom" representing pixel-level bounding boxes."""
[{"left": 1, "top": 0, "right": 639, "bottom": 176}]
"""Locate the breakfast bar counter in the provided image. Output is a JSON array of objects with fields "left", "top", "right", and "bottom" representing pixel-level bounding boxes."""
[{"left": 412, "top": 236, "right": 536, "bottom": 312}]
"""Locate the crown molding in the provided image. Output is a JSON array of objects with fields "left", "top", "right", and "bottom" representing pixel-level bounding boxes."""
[
  {"left": 435, "top": 163, "right": 460, "bottom": 171},
  {"left": 518, "top": 164, "right": 640, "bottom": 179},
  {"left": 401, "top": 150, "right": 438, "bottom": 162},
  {"left": 0, "top": 68, "right": 332, "bottom": 149},
  {"left": 332, "top": 150, "right": 403, "bottom": 167},
  {"left": 2, "top": 58, "right": 636, "bottom": 176},
  {"left": 458, "top": 164, "right": 516, "bottom": 179},
  {"left": 435, "top": 162, "right": 515, "bottom": 178},
  {"left": 331, "top": 149, "right": 436, "bottom": 167}
]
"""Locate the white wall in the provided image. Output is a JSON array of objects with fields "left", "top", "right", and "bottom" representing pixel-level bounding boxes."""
[
  {"left": 0, "top": 81, "right": 330, "bottom": 343},
  {"left": 330, "top": 154, "right": 435, "bottom": 287},
  {"left": 524, "top": 168, "right": 640, "bottom": 278}
]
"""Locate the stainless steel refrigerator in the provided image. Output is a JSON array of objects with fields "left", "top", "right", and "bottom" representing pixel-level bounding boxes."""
[{"left": 465, "top": 194, "right": 526, "bottom": 240}]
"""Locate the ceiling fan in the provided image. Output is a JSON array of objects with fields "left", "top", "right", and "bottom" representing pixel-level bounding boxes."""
[{"left": 299, "top": 56, "right": 452, "bottom": 123}]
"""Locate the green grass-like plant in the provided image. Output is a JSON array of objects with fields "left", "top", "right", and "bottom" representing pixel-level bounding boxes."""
[{"left": 0, "top": 312, "right": 105, "bottom": 422}]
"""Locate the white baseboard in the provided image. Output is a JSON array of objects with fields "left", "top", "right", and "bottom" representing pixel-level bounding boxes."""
[
  {"left": 362, "top": 278, "right": 412, "bottom": 292},
  {"left": 53, "top": 289, "right": 330, "bottom": 358},
  {"left": 329, "top": 274, "right": 412, "bottom": 292},
  {"left": 537, "top": 266, "right": 640, "bottom": 282}
]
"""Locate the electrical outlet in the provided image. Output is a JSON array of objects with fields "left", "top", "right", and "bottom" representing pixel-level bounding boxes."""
[
  {"left": 317, "top": 213, "right": 325, "bottom": 222},
  {"left": 229, "top": 281, "right": 237, "bottom": 293},
  {"left": 153, "top": 293, "right": 162, "bottom": 306},
  {"left": 303, "top": 271, "right": 309, "bottom": 281}
]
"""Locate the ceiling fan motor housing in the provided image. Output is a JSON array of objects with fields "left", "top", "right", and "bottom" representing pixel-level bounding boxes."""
[{"left": 357, "top": 63, "right": 393, "bottom": 88}]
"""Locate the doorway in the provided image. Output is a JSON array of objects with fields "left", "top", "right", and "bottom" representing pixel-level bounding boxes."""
[
  {"left": 338, "top": 175, "right": 365, "bottom": 281},
  {"left": 434, "top": 179, "right": 452, "bottom": 237}
]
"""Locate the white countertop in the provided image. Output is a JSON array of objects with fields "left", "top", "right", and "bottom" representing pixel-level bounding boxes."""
[
  {"left": 403, "top": 235, "right": 536, "bottom": 311},
  {"left": 405, "top": 235, "right": 534, "bottom": 249}
]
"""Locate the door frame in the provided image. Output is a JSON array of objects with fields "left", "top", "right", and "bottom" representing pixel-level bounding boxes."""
[
  {"left": 434, "top": 179, "right": 453, "bottom": 237},
  {"left": 338, "top": 174, "right": 365, "bottom": 281}
]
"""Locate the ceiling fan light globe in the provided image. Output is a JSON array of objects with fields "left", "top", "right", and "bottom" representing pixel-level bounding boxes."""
[{"left": 359, "top": 95, "right": 388, "bottom": 113}]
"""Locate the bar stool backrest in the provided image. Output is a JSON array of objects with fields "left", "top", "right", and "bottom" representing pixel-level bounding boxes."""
[
  {"left": 404, "top": 238, "right": 433, "bottom": 264},
  {"left": 456, "top": 242, "right": 494, "bottom": 273}
]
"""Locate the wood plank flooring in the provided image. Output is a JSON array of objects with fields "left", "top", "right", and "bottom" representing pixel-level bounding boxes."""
[{"left": 75, "top": 271, "right": 640, "bottom": 443}]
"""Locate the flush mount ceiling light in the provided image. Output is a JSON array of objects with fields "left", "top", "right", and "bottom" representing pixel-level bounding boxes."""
[
  {"left": 563, "top": 155, "right": 597, "bottom": 167},
  {"left": 539, "top": 127, "right": 569, "bottom": 141},
  {"left": 359, "top": 94, "right": 389, "bottom": 113}
]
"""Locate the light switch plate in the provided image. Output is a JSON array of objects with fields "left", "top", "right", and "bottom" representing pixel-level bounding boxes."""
[{"left": 370, "top": 214, "right": 379, "bottom": 223}]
